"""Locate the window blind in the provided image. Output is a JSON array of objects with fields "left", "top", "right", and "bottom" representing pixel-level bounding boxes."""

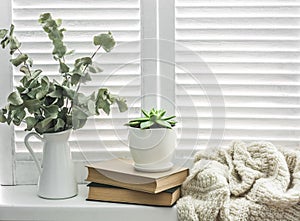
[
  {"left": 175, "top": 0, "right": 300, "bottom": 150},
  {"left": 12, "top": 0, "right": 140, "bottom": 156}
]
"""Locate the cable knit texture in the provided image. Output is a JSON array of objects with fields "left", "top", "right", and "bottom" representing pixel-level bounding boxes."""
[{"left": 177, "top": 141, "right": 300, "bottom": 221}]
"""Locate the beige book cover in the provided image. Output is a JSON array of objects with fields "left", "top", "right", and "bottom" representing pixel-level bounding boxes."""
[{"left": 86, "top": 158, "right": 189, "bottom": 193}]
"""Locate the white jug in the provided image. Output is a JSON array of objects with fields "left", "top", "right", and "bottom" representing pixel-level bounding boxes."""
[{"left": 24, "top": 129, "right": 78, "bottom": 199}]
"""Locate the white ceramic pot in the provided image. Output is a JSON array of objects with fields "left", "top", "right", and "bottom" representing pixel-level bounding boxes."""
[
  {"left": 128, "top": 127, "right": 176, "bottom": 172},
  {"left": 24, "top": 129, "right": 78, "bottom": 199}
]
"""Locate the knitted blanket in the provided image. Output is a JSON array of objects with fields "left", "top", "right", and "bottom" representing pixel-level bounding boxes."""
[{"left": 177, "top": 141, "right": 300, "bottom": 221}]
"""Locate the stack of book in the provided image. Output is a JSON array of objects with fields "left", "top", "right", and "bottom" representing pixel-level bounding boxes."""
[{"left": 85, "top": 158, "right": 189, "bottom": 206}]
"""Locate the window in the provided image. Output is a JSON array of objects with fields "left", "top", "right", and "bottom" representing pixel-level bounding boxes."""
[
  {"left": 1, "top": 0, "right": 141, "bottom": 185},
  {"left": 1, "top": 0, "right": 300, "bottom": 185},
  {"left": 175, "top": 0, "right": 300, "bottom": 152}
]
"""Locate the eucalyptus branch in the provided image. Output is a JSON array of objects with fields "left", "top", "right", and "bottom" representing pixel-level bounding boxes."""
[
  {"left": 75, "top": 45, "right": 102, "bottom": 93},
  {"left": 68, "top": 45, "right": 102, "bottom": 115},
  {"left": 91, "top": 45, "right": 102, "bottom": 60},
  {"left": 17, "top": 48, "right": 32, "bottom": 75},
  {"left": 0, "top": 13, "right": 125, "bottom": 134}
]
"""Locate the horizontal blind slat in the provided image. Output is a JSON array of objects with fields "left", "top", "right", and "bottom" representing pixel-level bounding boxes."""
[
  {"left": 176, "top": 0, "right": 300, "bottom": 7},
  {"left": 13, "top": 0, "right": 139, "bottom": 8},
  {"left": 176, "top": 0, "right": 300, "bottom": 150},
  {"left": 12, "top": 0, "right": 141, "bottom": 157}
]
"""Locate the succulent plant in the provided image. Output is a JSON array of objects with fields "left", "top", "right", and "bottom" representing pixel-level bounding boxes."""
[
  {"left": 125, "top": 108, "right": 177, "bottom": 129},
  {"left": 0, "top": 13, "right": 127, "bottom": 134}
]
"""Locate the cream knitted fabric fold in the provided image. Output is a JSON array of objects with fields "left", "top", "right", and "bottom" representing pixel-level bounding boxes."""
[{"left": 177, "top": 141, "right": 300, "bottom": 221}]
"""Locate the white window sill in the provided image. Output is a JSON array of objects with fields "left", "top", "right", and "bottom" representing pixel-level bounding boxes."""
[{"left": 0, "top": 184, "right": 178, "bottom": 221}]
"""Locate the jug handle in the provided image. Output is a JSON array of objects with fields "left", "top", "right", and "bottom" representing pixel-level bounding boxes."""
[{"left": 24, "top": 132, "right": 43, "bottom": 175}]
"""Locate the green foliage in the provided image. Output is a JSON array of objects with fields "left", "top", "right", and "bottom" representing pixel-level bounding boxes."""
[
  {"left": 0, "top": 13, "right": 128, "bottom": 134},
  {"left": 125, "top": 109, "right": 177, "bottom": 129},
  {"left": 93, "top": 32, "right": 115, "bottom": 52}
]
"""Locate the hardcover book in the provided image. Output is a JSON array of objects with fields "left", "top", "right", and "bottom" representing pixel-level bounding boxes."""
[
  {"left": 86, "top": 158, "right": 189, "bottom": 194},
  {"left": 87, "top": 182, "right": 181, "bottom": 207}
]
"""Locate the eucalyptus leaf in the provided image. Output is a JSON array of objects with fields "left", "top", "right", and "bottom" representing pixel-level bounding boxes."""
[
  {"left": 59, "top": 60, "right": 69, "bottom": 73},
  {"left": 10, "top": 36, "right": 21, "bottom": 55},
  {"left": 35, "top": 117, "right": 53, "bottom": 134},
  {"left": 88, "top": 65, "right": 103, "bottom": 73},
  {"left": 9, "top": 24, "right": 14, "bottom": 36},
  {"left": 102, "top": 100, "right": 111, "bottom": 115},
  {"left": 10, "top": 53, "right": 28, "bottom": 67},
  {"left": 93, "top": 32, "right": 115, "bottom": 52},
  {"left": 97, "top": 88, "right": 108, "bottom": 100},
  {"left": 55, "top": 97, "right": 64, "bottom": 107},
  {"left": 1, "top": 37, "right": 10, "bottom": 49},
  {"left": 54, "top": 118, "right": 65, "bottom": 131},
  {"left": 6, "top": 110, "right": 12, "bottom": 124},
  {"left": 27, "top": 57, "right": 33, "bottom": 67},
  {"left": 72, "top": 118, "right": 87, "bottom": 130},
  {"left": 62, "top": 86, "right": 75, "bottom": 99},
  {"left": 0, "top": 29, "right": 8, "bottom": 39},
  {"left": 80, "top": 72, "right": 92, "bottom": 84},
  {"left": 8, "top": 91, "right": 23, "bottom": 105},
  {"left": 26, "top": 77, "right": 40, "bottom": 89},
  {"left": 38, "top": 13, "right": 51, "bottom": 24},
  {"left": 88, "top": 65, "right": 97, "bottom": 73},
  {"left": 41, "top": 76, "right": 50, "bottom": 87},
  {"left": 87, "top": 100, "right": 96, "bottom": 115},
  {"left": 29, "top": 69, "right": 42, "bottom": 80},
  {"left": 37, "top": 76, "right": 50, "bottom": 99},
  {"left": 95, "top": 88, "right": 109, "bottom": 115},
  {"left": 66, "top": 115, "right": 72, "bottom": 128},
  {"left": 49, "top": 29, "right": 64, "bottom": 41},
  {"left": 55, "top": 19, "right": 62, "bottom": 27},
  {"left": 71, "top": 73, "right": 81, "bottom": 86},
  {"left": 52, "top": 39, "right": 66, "bottom": 58},
  {"left": 72, "top": 106, "right": 89, "bottom": 120},
  {"left": 24, "top": 99, "right": 41, "bottom": 113},
  {"left": 25, "top": 116, "right": 38, "bottom": 131},
  {"left": 20, "top": 65, "right": 30, "bottom": 76},
  {"left": 27, "top": 86, "right": 41, "bottom": 99},
  {"left": 74, "top": 93, "right": 89, "bottom": 105},
  {"left": 42, "top": 25, "right": 51, "bottom": 34},
  {"left": 74, "top": 57, "right": 92, "bottom": 69},
  {"left": 20, "top": 76, "right": 28, "bottom": 87},
  {"left": 66, "top": 49, "right": 75, "bottom": 55},
  {"left": 116, "top": 98, "right": 128, "bottom": 112},
  {"left": 8, "top": 103, "right": 23, "bottom": 111},
  {"left": 16, "top": 86, "right": 28, "bottom": 94},
  {"left": 36, "top": 89, "right": 48, "bottom": 100},
  {"left": 12, "top": 109, "right": 26, "bottom": 126},
  {"left": 0, "top": 109, "right": 7, "bottom": 123},
  {"left": 44, "top": 96, "right": 57, "bottom": 106},
  {"left": 43, "top": 105, "right": 59, "bottom": 119},
  {"left": 48, "top": 86, "right": 63, "bottom": 98},
  {"left": 58, "top": 107, "right": 68, "bottom": 119}
]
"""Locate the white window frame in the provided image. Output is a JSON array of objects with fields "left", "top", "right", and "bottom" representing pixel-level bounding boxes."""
[
  {"left": 141, "top": 0, "right": 175, "bottom": 114},
  {"left": 3, "top": 0, "right": 300, "bottom": 185},
  {"left": 0, "top": 0, "right": 177, "bottom": 185},
  {"left": 0, "top": 0, "right": 14, "bottom": 185}
]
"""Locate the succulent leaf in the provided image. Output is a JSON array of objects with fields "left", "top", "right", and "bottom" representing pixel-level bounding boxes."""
[{"left": 125, "top": 109, "right": 177, "bottom": 129}]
